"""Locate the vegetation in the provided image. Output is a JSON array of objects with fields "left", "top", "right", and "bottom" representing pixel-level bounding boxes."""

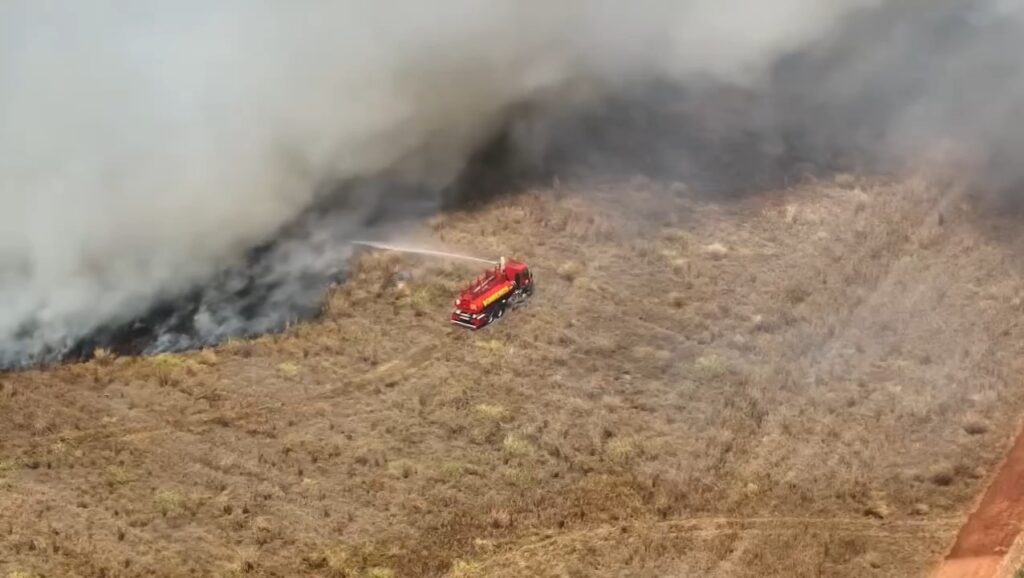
[{"left": 0, "top": 178, "right": 1020, "bottom": 576}]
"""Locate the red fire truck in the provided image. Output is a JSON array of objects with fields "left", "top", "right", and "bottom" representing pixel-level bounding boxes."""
[{"left": 450, "top": 257, "right": 533, "bottom": 329}]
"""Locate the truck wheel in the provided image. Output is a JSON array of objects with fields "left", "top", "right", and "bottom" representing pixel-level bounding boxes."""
[{"left": 495, "top": 304, "right": 505, "bottom": 319}]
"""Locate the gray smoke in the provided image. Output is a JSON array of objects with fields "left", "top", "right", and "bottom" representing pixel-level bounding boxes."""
[
  {"left": 1, "top": 0, "right": 1022, "bottom": 367},
  {"left": 516, "top": 0, "right": 1024, "bottom": 194}
]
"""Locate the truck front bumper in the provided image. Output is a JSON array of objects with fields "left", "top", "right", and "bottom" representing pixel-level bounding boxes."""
[{"left": 451, "top": 310, "right": 487, "bottom": 329}]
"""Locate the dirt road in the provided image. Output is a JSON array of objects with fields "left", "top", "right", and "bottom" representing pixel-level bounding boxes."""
[{"left": 934, "top": 424, "right": 1024, "bottom": 578}]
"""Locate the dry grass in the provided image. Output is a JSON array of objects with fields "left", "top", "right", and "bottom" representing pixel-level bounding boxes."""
[{"left": 1, "top": 177, "right": 1022, "bottom": 577}]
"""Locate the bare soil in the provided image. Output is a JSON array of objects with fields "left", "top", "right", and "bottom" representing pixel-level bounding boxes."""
[
  {"left": 933, "top": 422, "right": 1024, "bottom": 578},
  {"left": 4, "top": 175, "right": 1024, "bottom": 577},
  {"left": 950, "top": 427, "right": 1024, "bottom": 560}
]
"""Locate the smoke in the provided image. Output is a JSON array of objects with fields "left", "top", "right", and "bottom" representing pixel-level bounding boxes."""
[
  {"left": 739, "top": 0, "right": 1023, "bottom": 185},
  {"left": 1, "top": 0, "right": 1022, "bottom": 367},
  {"left": 510, "top": 0, "right": 1024, "bottom": 194}
]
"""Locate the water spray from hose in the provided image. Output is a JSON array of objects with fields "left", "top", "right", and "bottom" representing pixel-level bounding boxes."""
[{"left": 351, "top": 241, "right": 498, "bottom": 265}]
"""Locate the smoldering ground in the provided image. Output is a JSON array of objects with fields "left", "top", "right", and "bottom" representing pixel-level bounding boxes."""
[{"left": 2, "top": 0, "right": 1024, "bottom": 368}]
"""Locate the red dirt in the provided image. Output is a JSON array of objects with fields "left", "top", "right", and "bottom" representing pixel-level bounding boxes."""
[
  {"left": 934, "top": 424, "right": 1024, "bottom": 577},
  {"left": 933, "top": 557, "right": 1002, "bottom": 578}
]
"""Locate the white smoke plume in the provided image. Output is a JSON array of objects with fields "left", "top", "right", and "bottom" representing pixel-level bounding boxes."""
[{"left": 6, "top": 0, "right": 1021, "bottom": 366}]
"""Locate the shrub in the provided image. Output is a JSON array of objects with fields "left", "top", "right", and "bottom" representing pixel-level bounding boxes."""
[
  {"left": 703, "top": 243, "right": 729, "bottom": 260},
  {"left": 277, "top": 362, "right": 300, "bottom": 378},
  {"left": 197, "top": 349, "right": 219, "bottom": 366},
  {"left": 104, "top": 465, "right": 133, "bottom": 487},
  {"left": 929, "top": 465, "right": 956, "bottom": 487},
  {"left": 0, "top": 459, "right": 18, "bottom": 477},
  {"left": 155, "top": 489, "right": 188, "bottom": 516},
  {"left": 659, "top": 228, "right": 692, "bottom": 249},
  {"left": 151, "top": 353, "right": 186, "bottom": 387},
  {"left": 784, "top": 284, "right": 811, "bottom": 305},
  {"left": 473, "top": 403, "right": 509, "bottom": 422},
  {"left": 605, "top": 437, "right": 642, "bottom": 465},
  {"left": 439, "top": 463, "right": 469, "bottom": 481},
  {"left": 92, "top": 347, "right": 116, "bottom": 365},
  {"left": 475, "top": 340, "right": 504, "bottom": 354},
  {"left": 963, "top": 419, "right": 990, "bottom": 436},
  {"left": 694, "top": 355, "right": 728, "bottom": 380},
  {"left": 387, "top": 460, "right": 416, "bottom": 480},
  {"left": 503, "top": 434, "right": 534, "bottom": 458},
  {"left": 320, "top": 543, "right": 393, "bottom": 578},
  {"left": 451, "top": 560, "right": 482, "bottom": 578},
  {"left": 557, "top": 261, "right": 584, "bottom": 283},
  {"left": 409, "top": 287, "right": 434, "bottom": 315}
]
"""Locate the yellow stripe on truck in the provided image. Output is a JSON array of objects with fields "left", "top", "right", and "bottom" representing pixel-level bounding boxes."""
[{"left": 482, "top": 286, "right": 510, "bottom": 308}]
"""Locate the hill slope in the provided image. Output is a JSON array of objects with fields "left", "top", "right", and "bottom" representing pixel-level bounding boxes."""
[{"left": 3, "top": 176, "right": 1024, "bottom": 577}]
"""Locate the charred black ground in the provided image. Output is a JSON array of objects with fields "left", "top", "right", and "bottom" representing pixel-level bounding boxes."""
[{"left": 30, "top": 179, "right": 444, "bottom": 367}]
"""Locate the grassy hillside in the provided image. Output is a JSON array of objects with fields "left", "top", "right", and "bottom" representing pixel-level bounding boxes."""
[{"left": 3, "top": 176, "right": 1024, "bottom": 577}]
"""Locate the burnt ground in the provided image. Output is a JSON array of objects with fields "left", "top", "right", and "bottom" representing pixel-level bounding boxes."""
[
  {"left": 3, "top": 175, "right": 1024, "bottom": 577},
  {"left": 3, "top": 177, "right": 442, "bottom": 370}
]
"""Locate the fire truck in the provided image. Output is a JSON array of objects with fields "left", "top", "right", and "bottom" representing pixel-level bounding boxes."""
[{"left": 451, "top": 257, "right": 533, "bottom": 329}]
